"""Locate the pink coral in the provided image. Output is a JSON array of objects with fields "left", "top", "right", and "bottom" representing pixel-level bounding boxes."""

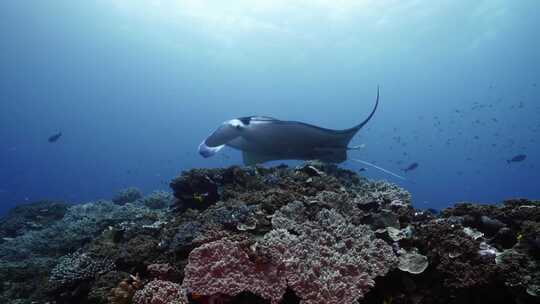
[
  {"left": 132, "top": 280, "right": 187, "bottom": 304},
  {"left": 147, "top": 263, "right": 176, "bottom": 281},
  {"left": 182, "top": 208, "right": 397, "bottom": 304},
  {"left": 182, "top": 239, "right": 287, "bottom": 304},
  {"left": 261, "top": 208, "right": 398, "bottom": 304}
]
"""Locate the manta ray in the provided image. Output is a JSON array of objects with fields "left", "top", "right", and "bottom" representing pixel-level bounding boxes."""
[{"left": 198, "top": 87, "right": 405, "bottom": 180}]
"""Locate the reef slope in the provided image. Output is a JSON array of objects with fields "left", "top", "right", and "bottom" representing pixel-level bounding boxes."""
[{"left": 0, "top": 162, "right": 538, "bottom": 303}]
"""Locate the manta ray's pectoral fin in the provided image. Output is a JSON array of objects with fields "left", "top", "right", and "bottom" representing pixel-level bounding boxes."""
[{"left": 242, "top": 151, "right": 277, "bottom": 166}]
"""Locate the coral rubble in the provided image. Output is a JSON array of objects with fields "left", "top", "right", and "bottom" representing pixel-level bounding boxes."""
[{"left": 0, "top": 162, "right": 539, "bottom": 303}]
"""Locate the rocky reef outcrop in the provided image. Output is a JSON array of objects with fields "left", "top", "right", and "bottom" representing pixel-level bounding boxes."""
[{"left": 0, "top": 162, "right": 539, "bottom": 303}]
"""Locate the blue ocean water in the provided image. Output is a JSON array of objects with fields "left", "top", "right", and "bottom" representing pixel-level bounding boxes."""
[{"left": 0, "top": 1, "right": 538, "bottom": 215}]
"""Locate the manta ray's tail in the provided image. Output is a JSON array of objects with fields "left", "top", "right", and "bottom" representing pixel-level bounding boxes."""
[
  {"left": 350, "top": 86, "right": 379, "bottom": 131},
  {"left": 350, "top": 158, "right": 406, "bottom": 180},
  {"left": 338, "top": 86, "right": 380, "bottom": 150}
]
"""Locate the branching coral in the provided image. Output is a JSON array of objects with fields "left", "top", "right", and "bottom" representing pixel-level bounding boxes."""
[
  {"left": 0, "top": 200, "right": 159, "bottom": 262},
  {"left": 353, "top": 180, "right": 412, "bottom": 206},
  {"left": 49, "top": 251, "right": 114, "bottom": 287}
]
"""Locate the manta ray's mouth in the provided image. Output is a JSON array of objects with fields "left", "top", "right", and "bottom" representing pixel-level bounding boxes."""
[{"left": 198, "top": 141, "right": 225, "bottom": 158}]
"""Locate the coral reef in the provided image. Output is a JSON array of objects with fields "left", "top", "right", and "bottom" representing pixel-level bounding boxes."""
[
  {"left": 108, "top": 273, "right": 142, "bottom": 304},
  {"left": 147, "top": 263, "right": 178, "bottom": 281},
  {"left": 0, "top": 200, "right": 68, "bottom": 239},
  {"left": 0, "top": 199, "right": 169, "bottom": 303},
  {"left": 0, "top": 162, "right": 539, "bottom": 303},
  {"left": 259, "top": 208, "right": 398, "bottom": 304},
  {"left": 113, "top": 187, "right": 143, "bottom": 205},
  {"left": 49, "top": 251, "right": 115, "bottom": 288},
  {"left": 183, "top": 238, "right": 287, "bottom": 304},
  {"left": 141, "top": 191, "right": 174, "bottom": 209},
  {"left": 132, "top": 280, "right": 187, "bottom": 304},
  {"left": 397, "top": 248, "right": 429, "bottom": 274}
]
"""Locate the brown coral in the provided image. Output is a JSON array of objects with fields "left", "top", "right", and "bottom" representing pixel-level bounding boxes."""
[{"left": 108, "top": 273, "right": 143, "bottom": 304}]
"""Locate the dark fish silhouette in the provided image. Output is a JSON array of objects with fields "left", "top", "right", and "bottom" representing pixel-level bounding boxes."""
[
  {"left": 403, "top": 162, "right": 419, "bottom": 172},
  {"left": 507, "top": 154, "right": 526, "bottom": 164},
  {"left": 48, "top": 132, "right": 62, "bottom": 143}
]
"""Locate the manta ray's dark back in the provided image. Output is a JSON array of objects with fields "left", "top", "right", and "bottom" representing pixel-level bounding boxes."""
[{"left": 238, "top": 87, "right": 380, "bottom": 165}]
